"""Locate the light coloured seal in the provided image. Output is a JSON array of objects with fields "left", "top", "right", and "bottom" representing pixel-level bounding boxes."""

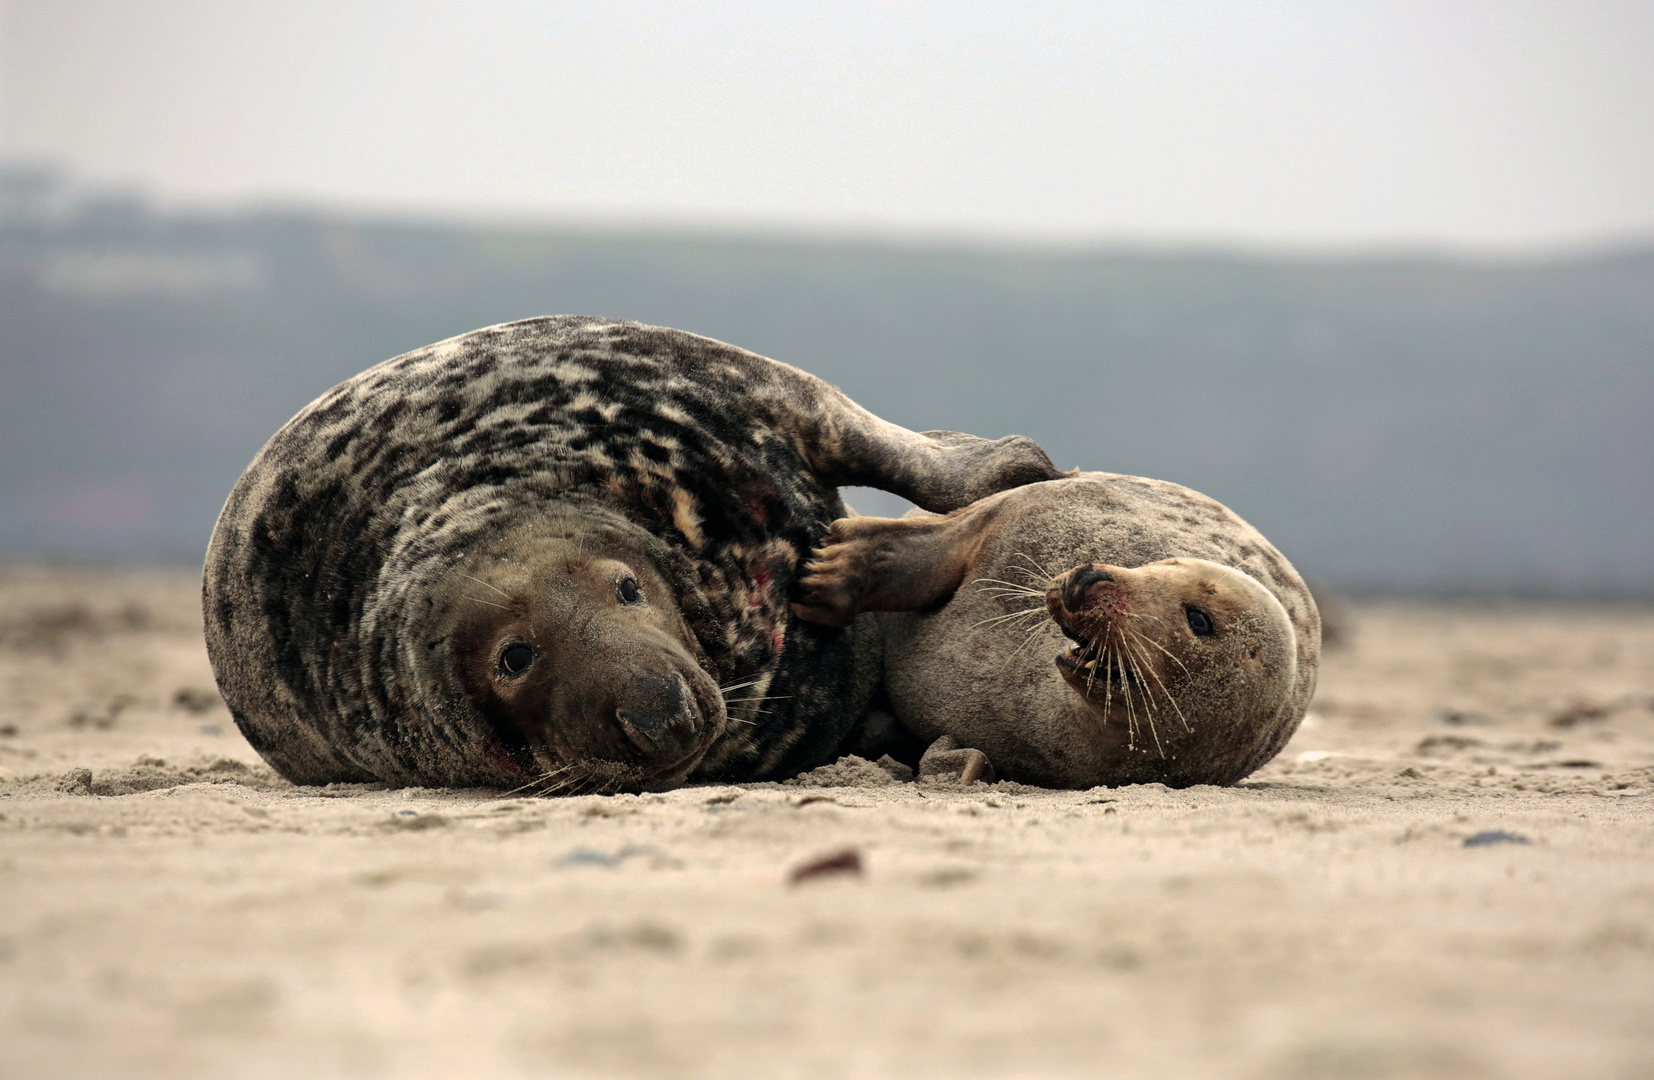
[
  {"left": 793, "top": 472, "right": 1320, "bottom": 787},
  {"left": 203, "top": 316, "right": 1061, "bottom": 793}
]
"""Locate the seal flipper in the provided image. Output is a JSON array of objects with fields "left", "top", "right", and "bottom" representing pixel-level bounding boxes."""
[
  {"left": 917, "top": 734, "right": 996, "bottom": 785},
  {"left": 738, "top": 362, "right": 1062, "bottom": 512},
  {"left": 814, "top": 426, "right": 1064, "bottom": 514},
  {"left": 792, "top": 491, "right": 1016, "bottom": 627}
]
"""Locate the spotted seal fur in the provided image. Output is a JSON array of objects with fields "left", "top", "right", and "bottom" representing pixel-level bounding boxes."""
[
  {"left": 203, "top": 316, "right": 1061, "bottom": 791},
  {"left": 793, "top": 472, "right": 1319, "bottom": 787}
]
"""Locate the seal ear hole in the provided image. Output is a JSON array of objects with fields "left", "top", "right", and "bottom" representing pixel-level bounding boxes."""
[
  {"left": 498, "top": 642, "right": 535, "bottom": 676},
  {"left": 1185, "top": 607, "right": 1215, "bottom": 637},
  {"left": 617, "top": 576, "right": 643, "bottom": 605}
]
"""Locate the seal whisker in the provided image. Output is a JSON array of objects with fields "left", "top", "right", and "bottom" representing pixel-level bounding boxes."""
[
  {"left": 1123, "top": 626, "right": 1191, "bottom": 676},
  {"left": 972, "top": 575, "right": 1043, "bottom": 589},
  {"left": 1008, "top": 552, "right": 1044, "bottom": 578},
  {"left": 971, "top": 607, "right": 1047, "bottom": 630},
  {"left": 1119, "top": 634, "right": 1167, "bottom": 755},
  {"left": 1110, "top": 633, "right": 1150, "bottom": 752},
  {"left": 1110, "top": 643, "right": 1132, "bottom": 746},
  {"left": 459, "top": 573, "right": 513, "bottom": 600},
  {"left": 1098, "top": 636, "right": 1133, "bottom": 742},
  {"left": 971, "top": 576, "right": 1047, "bottom": 597},
  {"left": 540, "top": 767, "right": 597, "bottom": 798},
  {"left": 492, "top": 776, "right": 550, "bottom": 800},
  {"left": 1104, "top": 645, "right": 1121, "bottom": 738},
  {"left": 1122, "top": 625, "right": 1186, "bottom": 686},
  {"left": 462, "top": 594, "right": 512, "bottom": 612},
  {"left": 1124, "top": 628, "right": 1194, "bottom": 734},
  {"left": 975, "top": 583, "right": 1044, "bottom": 596},
  {"left": 972, "top": 595, "right": 1038, "bottom": 611},
  {"left": 976, "top": 598, "right": 1044, "bottom": 612},
  {"left": 1120, "top": 651, "right": 1140, "bottom": 743},
  {"left": 1008, "top": 552, "right": 1062, "bottom": 582},
  {"left": 494, "top": 762, "right": 577, "bottom": 799},
  {"left": 1000, "top": 618, "right": 1055, "bottom": 668},
  {"left": 975, "top": 586, "right": 1047, "bottom": 601},
  {"left": 1108, "top": 647, "right": 1136, "bottom": 749},
  {"left": 977, "top": 607, "right": 1048, "bottom": 624}
]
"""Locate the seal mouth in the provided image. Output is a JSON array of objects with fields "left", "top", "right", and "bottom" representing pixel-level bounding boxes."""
[
  {"left": 1055, "top": 639, "right": 1138, "bottom": 693},
  {"left": 507, "top": 666, "right": 724, "bottom": 796},
  {"left": 632, "top": 744, "right": 712, "bottom": 791},
  {"left": 1042, "top": 564, "right": 1148, "bottom": 699},
  {"left": 526, "top": 738, "right": 712, "bottom": 796}
]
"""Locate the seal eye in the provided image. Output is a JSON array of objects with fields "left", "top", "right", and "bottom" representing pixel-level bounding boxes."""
[
  {"left": 1186, "top": 607, "right": 1215, "bottom": 637},
  {"left": 498, "top": 642, "right": 535, "bottom": 676},
  {"left": 617, "top": 576, "right": 642, "bottom": 605}
]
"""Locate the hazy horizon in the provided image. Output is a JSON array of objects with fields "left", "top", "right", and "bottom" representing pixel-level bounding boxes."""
[
  {"left": 3, "top": 175, "right": 1650, "bottom": 596},
  {"left": 9, "top": 159, "right": 1654, "bottom": 265}
]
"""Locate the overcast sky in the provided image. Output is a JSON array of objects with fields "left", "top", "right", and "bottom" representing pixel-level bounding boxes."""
[{"left": 2, "top": 1, "right": 1651, "bottom": 249}]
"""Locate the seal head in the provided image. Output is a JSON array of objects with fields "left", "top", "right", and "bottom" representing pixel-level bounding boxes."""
[
  {"left": 423, "top": 516, "right": 727, "bottom": 791},
  {"left": 1044, "top": 557, "right": 1298, "bottom": 769}
]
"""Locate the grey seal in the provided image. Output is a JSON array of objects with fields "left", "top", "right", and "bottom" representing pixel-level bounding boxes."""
[
  {"left": 203, "top": 316, "right": 1061, "bottom": 792},
  {"left": 793, "top": 472, "right": 1320, "bottom": 787}
]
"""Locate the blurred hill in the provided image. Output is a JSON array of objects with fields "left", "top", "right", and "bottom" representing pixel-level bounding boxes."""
[{"left": 2, "top": 168, "right": 1650, "bottom": 594}]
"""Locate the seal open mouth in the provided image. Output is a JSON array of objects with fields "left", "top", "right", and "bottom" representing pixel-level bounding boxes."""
[
  {"left": 1055, "top": 638, "right": 1139, "bottom": 692},
  {"left": 1044, "top": 564, "right": 1144, "bottom": 696}
]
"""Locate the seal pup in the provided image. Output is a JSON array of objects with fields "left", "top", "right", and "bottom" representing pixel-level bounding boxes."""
[
  {"left": 204, "top": 316, "right": 1062, "bottom": 792},
  {"left": 793, "top": 473, "right": 1319, "bottom": 788}
]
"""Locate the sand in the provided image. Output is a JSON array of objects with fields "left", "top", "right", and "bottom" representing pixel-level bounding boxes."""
[{"left": 1, "top": 565, "right": 1652, "bottom": 1079}]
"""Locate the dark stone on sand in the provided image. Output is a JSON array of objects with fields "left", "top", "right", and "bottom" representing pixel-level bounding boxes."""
[
  {"left": 790, "top": 847, "right": 863, "bottom": 884},
  {"left": 1463, "top": 830, "right": 1531, "bottom": 847}
]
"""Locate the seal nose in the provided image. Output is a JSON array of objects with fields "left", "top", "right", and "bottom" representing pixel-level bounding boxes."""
[
  {"left": 613, "top": 671, "right": 703, "bottom": 767},
  {"left": 1061, "top": 564, "right": 1115, "bottom": 614}
]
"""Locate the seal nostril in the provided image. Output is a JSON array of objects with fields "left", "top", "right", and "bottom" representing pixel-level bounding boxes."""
[
  {"left": 614, "top": 708, "right": 660, "bottom": 754},
  {"left": 673, "top": 675, "right": 702, "bottom": 736},
  {"left": 613, "top": 672, "right": 702, "bottom": 763},
  {"left": 1062, "top": 564, "right": 1115, "bottom": 613}
]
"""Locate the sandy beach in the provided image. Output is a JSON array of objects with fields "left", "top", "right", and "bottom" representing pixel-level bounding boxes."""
[{"left": 1, "top": 565, "right": 1651, "bottom": 1079}]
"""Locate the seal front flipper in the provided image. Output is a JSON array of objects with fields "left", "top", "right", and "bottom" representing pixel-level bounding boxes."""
[{"left": 792, "top": 490, "right": 1016, "bottom": 627}]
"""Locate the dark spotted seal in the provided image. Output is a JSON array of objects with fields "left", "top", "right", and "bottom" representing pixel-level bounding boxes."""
[
  {"left": 793, "top": 472, "right": 1319, "bottom": 787},
  {"left": 203, "top": 316, "right": 1061, "bottom": 792}
]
